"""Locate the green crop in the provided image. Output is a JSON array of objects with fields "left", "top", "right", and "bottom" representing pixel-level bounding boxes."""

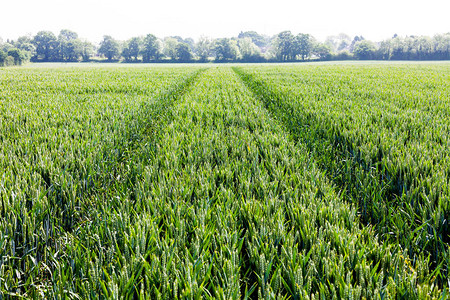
[
  {"left": 234, "top": 63, "right": 450, "bottom": 289},
  {"left": 0, "top": 63, "right": 448, "bottom": 299}
]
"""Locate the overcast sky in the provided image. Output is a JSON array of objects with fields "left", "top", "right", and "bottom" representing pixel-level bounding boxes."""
[{"left": 1, "top": 0, "right": 449, "bottom": 43}]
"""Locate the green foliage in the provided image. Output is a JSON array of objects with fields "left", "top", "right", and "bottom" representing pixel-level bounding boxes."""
[
  {"left": 7, "top": 48, "right": 23, "bottom": 65},
  {"left": 175, "top": 43, "right": 193, "bottom": 61},
  {"left": 57, "top": 29, "right": 83, "bottom": 62},
  {"left": 141, "top": 34, "right": 161, "bottom": 62},
  {"left": 81, "top": 40, "right": 95, "bottom": 61},
  {"left": 293, "top": 33, "right": 313, "bottom": 60},
  {"left": 238, "top": 31, "right": 268, "bottom": 48},
  {"left": 238, "top": 37, "right": 263, "bottom": 62},
  {"left": 98, "top": 35, "right": 120, "bottom": 61},
  {"left": 1, "top": 64, "right": 449, "bottom": 299},
  {"left": 354, "top": 40, "right": 377, "bottom": 60},
  {"left": 124, "top": 37, "right": 141, "bottom": 61},
  {"left": 195, "top": 36, "right": 212, "bottom": 62},
  {"left": 235, "top": 64, "right": 450, "bottom": 290},
  {"left": 0, "top": 65, "right": 203, "bottom": 298},
  {"left": 275, "top": 31, "right": 295, "bottom": 61},
  {"left": 313, "top": 42, "right": 332, "bottom": 60},
  {"left": 214, "top": 38, "right": 240, "bottom": 61},
  {"left": 32, "top": 31, "right": 58, "bottom": 61}
]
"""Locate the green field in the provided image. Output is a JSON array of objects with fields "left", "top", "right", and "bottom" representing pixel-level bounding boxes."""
[{"left": 0, "top": 63, "right": 449, "bottom": 299}]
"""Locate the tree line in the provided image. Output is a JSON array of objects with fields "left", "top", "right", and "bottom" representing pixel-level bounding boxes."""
[{"left": 1, "top": 30, "right": 449, "bottom": 66}]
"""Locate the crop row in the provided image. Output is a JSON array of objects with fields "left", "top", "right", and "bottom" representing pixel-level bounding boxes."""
[{"left": 233, "top": 64, "right": 450, "bottom": 287}]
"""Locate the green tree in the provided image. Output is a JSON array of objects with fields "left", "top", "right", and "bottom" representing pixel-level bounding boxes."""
[
  {"left": 238, "top": 37, "right": 263, "bottom": 62},
  {"left": 391, "top": 36, "right": 405, "bottom": 60},
  {"left": 415, "top": 36, "right": 432, "bottom": 59},
  {"left": 313, "top": 42, "right": 332, "bottom": 60},
  {"left": 7, "top": 48, "right": 26, "bottom": 65},
  {"left": 175, "top": 43, "right": 192, "bottom": 61},
  {"left": 66, "top": 39, "right": 83, "bottom": 61},
  {"left": 58, "top": 29, "right": 79, "bottom": 61},
  {"left": 432, "top": 33, "right": 450, "bottom": 60},
  {"left": 294, "top": 33, "right": 312, "bottom": 60},
  {"left": 141, "top": 34, "right": 161, "bottom": 62},
  {"left": 353, "top": 40, "right": 377, "bottom": 60},
  {"left": 81, "top": 40, "right": 95, "bottom": 61},
  {"left": 195, "top": 36, "right": 212, "bottom": 62},
  {"left": 121, "top": 43, "right": 132, "bottom": 62},
  {"left": 98, "top": 35, "right": 120, "bottom": 61},
  {"left": 276, "top": 31, "right": 294, "bottom": 61},
  {"left": 183, "top": 38, "right": 195, "bottom": 52},
  {"left": 13, "top": 36, "right": 36, "bottom": 61},
  {"left": 350, "top": 35, "right": 364, "bottom": 52},
  {"left": 1, "top": 42, "right": 14, "bottom": 53},
  {"left": 238, "top": 31, "right": 267, "bottom": 48},
  {"left": 127, "top": 37, "right": 141, "bottom": 61},
  {"left": 213, "top": 38, "right": 240, "bottom": 61},
  {"left": 378, "top": 39, "right": 392, "bottom": 60},
  {"left": 32, "top": 31, "right": 57, "bottom": 61},
  {"left": 59, "top": 29, "right": 78, "bottom": 41},
  {"left": 163, "top": 38, "right": 179, "bottom": 60}
]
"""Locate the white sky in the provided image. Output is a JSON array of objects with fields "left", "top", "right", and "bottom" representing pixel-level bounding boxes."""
[{"left": 1, "top": 0, "right": 449, "bottom": 43}]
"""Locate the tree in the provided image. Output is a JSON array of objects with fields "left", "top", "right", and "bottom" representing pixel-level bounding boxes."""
[
  {"left": 238, "top": 37, "right": 263, "bottom": 62},
  {"left": 377, "top": 40, "right": 392, "bottom": 60},
  {"left": 58, "top": 29, "right": 80, "bottom": 61},
  {"left": 175, "top": 43, "right": 192, "bottom": 61},
  {"left": 1, "top": 41, "right": 13, "bottom": 51},
  {"left": 238, "top": 31, "right": 267, "bottom": 48},
  {"left": 163, "top": 38, "right": 179, "bottom": 60},
  {"left": 391, "top": 36, "right": 405, "bottom": 60},
  {"left": 353, "top": 40, "right": 377, "bottom": 60},
  {"left": 32, "top": 31, "right": 57, "bottom": 61},
  {"left": 126, "top": 37, "right": 141, "bottom": 61},
  {"left": 81, "top": 40, "right": 95, "bottom": 61},
  {"left": 350, "top": 35, "right": 364, "bottom": 52},
  {"left": 313, "top": 42, "right": 332, "bottom": 60},
  {"left": 7, "top": 48, "right": 26, "bottom": 65},
  {"left": 66, "top": 39, "right": 83, "bottom": 61},
  {"left": 59, "top": 29, "right": 78, "bottom": 41},
  {"left": 183, "top": 38, "right": 195, "bottom": 52},
  {"left": 432, "top": 33, "right": 450, "bottom": 60},
  {"left": 214, "top": 38, "right": 240, "bottom": 61},
  {"left": 141, "top": 34, "right": 161, "bottom": 62},
  {"left": 415, "top": 36, "right": 432, "bottom": 60},
  {"left": 276, "top": 31, "right": 295, "bottom": 61},
  {"left": 294, "top": 33, "right": 312, "bottom": 60},
  {"left": 14, "top": 36, "right": 36, "bottom": 61},
  {"left": 195, "top": 36, "right": 212, "bottom": 62},
  {"left": 121, "top": 43, "right": 132, "bottom": 62},
  {"left": 98, "top": 36, "right": 120, "bottom": 61}
]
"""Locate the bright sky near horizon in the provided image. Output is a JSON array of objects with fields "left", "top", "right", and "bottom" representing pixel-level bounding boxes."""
[{"left": 1, "top": 0, "right": 449, "bottom": 43}]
